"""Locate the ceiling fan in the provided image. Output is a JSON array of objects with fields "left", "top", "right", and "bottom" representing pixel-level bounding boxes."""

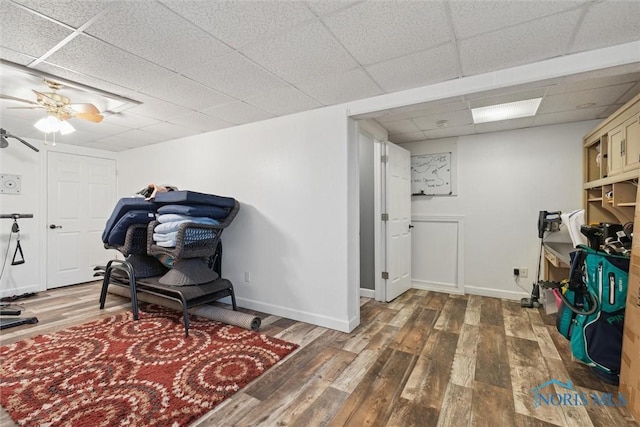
[{"left": 2, "top": 79, "right": 104, "bottom": 123}]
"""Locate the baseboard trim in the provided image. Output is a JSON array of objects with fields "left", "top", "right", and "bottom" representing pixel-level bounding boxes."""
[
  {"left": 359, "top": 288, "right": 375, "bottom": 298},
  {"left": 464, "top": 285, "right": 529, "bottom": 301},
  {"left": 412, "top": 280, "right": 463, "bottom": 295},
  {"left": 235, "top": 296, "right": 351, "bottom": 333}
]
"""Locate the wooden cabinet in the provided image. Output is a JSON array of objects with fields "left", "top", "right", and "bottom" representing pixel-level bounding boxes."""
[{"left": 584, "top": 93, "right": 640, "bottom": 225}]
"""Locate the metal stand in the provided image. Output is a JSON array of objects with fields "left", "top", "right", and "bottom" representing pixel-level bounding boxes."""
[{"left": 1, "top": 213, "right": 38, "bottom": 329}]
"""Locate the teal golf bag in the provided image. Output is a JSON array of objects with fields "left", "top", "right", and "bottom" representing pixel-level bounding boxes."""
[{"left": 556, "top": 245, "right": 629, "bottom": 383}]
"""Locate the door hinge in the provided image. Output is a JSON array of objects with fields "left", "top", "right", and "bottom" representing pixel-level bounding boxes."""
[
  {"left": 381, "top": 271, "right": 389, "bottom": 280},
  {"left": 381, "top": 155, "right": 388, "bottom": 163},
  {"left": 381, "top": 213, "right": 389, "bottom": 221}
]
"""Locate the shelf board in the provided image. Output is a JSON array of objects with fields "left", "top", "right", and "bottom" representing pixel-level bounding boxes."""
[
  {"left": 584, "top": 169, "right": 640, "bottom": 189},
  {"left": 617, "top": 202, "right": 636, "bottom": 207},
  {"left": 588, "top": 197, "right": 603, "bottom": 202}
]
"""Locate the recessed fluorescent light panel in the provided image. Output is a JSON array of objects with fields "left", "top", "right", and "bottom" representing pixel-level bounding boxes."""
[{"left": 471, "top": 98, "right": 542, "bottom": 124}]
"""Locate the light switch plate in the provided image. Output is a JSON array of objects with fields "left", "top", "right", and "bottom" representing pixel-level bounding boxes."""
[{"left": 0, "top": 174, "right": 22, "bottom": 195}]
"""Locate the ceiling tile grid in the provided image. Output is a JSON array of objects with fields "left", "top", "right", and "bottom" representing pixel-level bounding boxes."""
[{"left": 0, "top": 0, "right": 639, "bottom": 151}]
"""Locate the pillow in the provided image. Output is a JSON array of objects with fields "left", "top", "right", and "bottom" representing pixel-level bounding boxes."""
[
  {"left": 154, "top": 217, "right": 218, "bottom": 234},
  {"left": 154, "top": 190, "right": 235, "bottom": 208},
  {"left": 157, "top": 204, "right": 229, "bottom": 220},
  {"left": 107, "top": 210, "right": 156, "bottom": 246},
  {"left": 102, "top": 198, "right": 157, "bottom": 243}
]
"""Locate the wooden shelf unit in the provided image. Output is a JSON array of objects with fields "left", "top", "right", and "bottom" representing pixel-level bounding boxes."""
[{"left": 584, "top": 93, "right": 640, "bottom": 225}]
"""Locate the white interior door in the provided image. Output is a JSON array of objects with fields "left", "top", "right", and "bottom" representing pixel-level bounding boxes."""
[
  {"left": 385, "top": 142, "right": 412, "bottom": 301},
  {"left": 47, "top": 152, "right": 116, "bottom": 289}
]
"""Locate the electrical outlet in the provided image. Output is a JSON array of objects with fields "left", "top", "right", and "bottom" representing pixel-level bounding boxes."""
[
  {"left": 519, "top": 268, "right": 528, "bottom": 278},
  {"left": 244, "top": 272, "right": 251, "bottom": 283}
]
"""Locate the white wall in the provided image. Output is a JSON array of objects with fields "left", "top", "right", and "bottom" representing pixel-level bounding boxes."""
[
  {"left": 401, "top": 121, "right": 598, "bottom": 300},
  {"left": 117, "top": 106, "right": 356, "bottom": 331},
  {"left": 0, "top": 139, "right": 117, "bottom": 298}
]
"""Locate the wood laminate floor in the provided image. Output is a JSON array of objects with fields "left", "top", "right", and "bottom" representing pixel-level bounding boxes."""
[{"left": 0, "top": 283, "right": 637, "bottom": 426}]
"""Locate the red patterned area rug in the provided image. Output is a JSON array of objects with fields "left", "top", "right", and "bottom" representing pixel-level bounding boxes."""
[{"left": 0, "top": 305, "right": 298, "bottom": 426}]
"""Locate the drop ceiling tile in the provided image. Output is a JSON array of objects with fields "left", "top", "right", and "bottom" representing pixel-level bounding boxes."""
[
  {"left": 202, "top": 102, "right": 275, "bottom": 125},
  {"left": 599, "top": 104, "right": 625, "bottom": 119},
  {"left": 240, "top": 21, "right": 358, "bottom": 85},
  {"left": 85, "top": 1, "right": 232, "bottom": 73},
  {"left": 13, "top": 0, "right": 112, "bottom": 28},
  {"left": 468, "top": 89, "right": 547, "bottom": 109},
  {"left": 102, "top": 112, "right": 162, "bottom": 130},
  {"left": 0, "top": 49, "right": 37, "bottom": 66},
  {"left": 45, "top": 35, "right": 176, "bottom": 91},
  {"left": 533, "top": 106, "right": 608, "bottom": 126},
  {"left": 473, "top": 117, "right": 535, "bottom": 134},
  {"left": 0, "top": 3, "right": 74, "bottom": 58},
  {"left": 139, "top": 75, "right": 234, "bottom": 110},
  {"left": 388, "top": 131, "right": 426, "bottom": 144},
  {"left": 296, "top": 68, "right": 382, "bottom": 105},
  {"left": 161, "top": 0, "right": 316, "bottom": 50},
  {"left": 139, "top": 121, "right": 200, "bottom": 139},
  {"left": 413, "top": 109, "right": 473, "bottom": 131},
  {"left": 244, "top": 86, "right": 321, "bottom": 116},
  {"left": 548, "top": 72, "right": 640, "bottom": 95},
  {"left": 376, "top": 100, "right": 468, "bottom": 123},
  {"left": 423, "top": 124, "right": 476, "bottom": 140},
  {"left": 304, "top": 0, "right": 361, "bottom": 16},
  {"left": 63, "top": 117, "right": 125, "bottom": 137},
  {"left": 323, "top": 1, "right": 450, "bottom": 65},
  {"left": 127, "top": 95, "right": 193, "bottom": 121},
  {"left": 570, "top": 0, "right": 640, "bottom": 54},
  {"left": 33, "top": 62, "right": 142, "bottom": 101},
  {"left": 97, "top": 129, "right": 167, "bottom": 148},
  {"left": 83, "top": 141, "right": 128, "bottom": 152},
  {"left": 617, "top": 82, "right": 640, "bottom": 104},
  {"left": 182, "top": 52, "right": 287, "bottom": 100},
  {"left": 51, "top": 128, "right": 103, "bottom": 145},
  {"left": 366, "top": 43, "right": 460, "bottom": 93},
  {"left": 458, "top": 9, "right": 582, "bottom": 76},
  {"left": 449, "top": 0, "right": 585, "bottom": 40},
  {"left": 168, "top": 112, "right": 234, "bottom": 133},
  {"left": 382, "top": 119, "right": 421, "bottom": 135},
  {"left": 538, "top": 83, "right": 635, "bottom": 114}
]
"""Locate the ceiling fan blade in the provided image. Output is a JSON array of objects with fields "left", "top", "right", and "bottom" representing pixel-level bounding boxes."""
[
  {"left": 7, "top": 106, "right": 45, "bottom": 110},
  {"left": 74, "top": 112, "right": 104, "bottom": 123},
  {"left": 0, "top": 94, "right": 39, "bottom": 105},
  {"left": 69, "top": 103, "right": 100, "bottom": 114}
]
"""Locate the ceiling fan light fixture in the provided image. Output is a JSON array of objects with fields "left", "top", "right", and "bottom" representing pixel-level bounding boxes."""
[
  {"left": 59, "top": 120, "right": 75, "bottom": 135},
  {"left": 472, "top": 98, "right": 542, "bottom": 124},
  {"left": 34, "top": 115, "right": 75, "bottom": 135}
]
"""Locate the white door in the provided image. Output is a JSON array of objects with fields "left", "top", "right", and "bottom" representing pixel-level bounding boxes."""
[
  {"left": 385, "top": 142, "right": 412, "bottom": 301},
  {"left": 47, "top": 152, "right": 116, "bottom": 288}
]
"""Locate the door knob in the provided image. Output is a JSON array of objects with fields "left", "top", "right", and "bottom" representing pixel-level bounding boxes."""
[
  {"left": 49, "top": 224, "right": 62, "bottom": 229},
  {"left": 408, "top": 224, "right": 414, "bottom": 229}
]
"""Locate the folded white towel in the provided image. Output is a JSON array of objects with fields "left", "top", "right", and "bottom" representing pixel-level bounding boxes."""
[{"left": 153, "top": 231, "right": 178, "bottom": 242}]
